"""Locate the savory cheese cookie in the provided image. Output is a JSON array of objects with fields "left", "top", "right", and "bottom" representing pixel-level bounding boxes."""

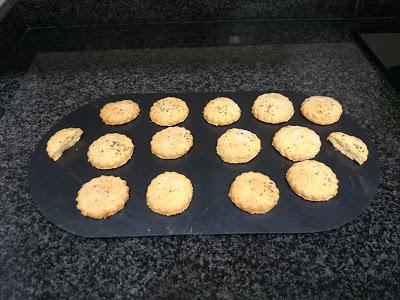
[
  {"left": 87, "top": 133, "right": 134, "bottom": 169},
  {"left": 203, "top": 97, "right": 241, "bottom": 126},
  {"left": 150, "top": 127, "right": 193, "bottom": 159},
  {"left": 300, "top": 96, "right": 343, "bottom": 125},
  {"left": 146, "top": 171, "right": 193, "bottom": 216},
  {"left": 46, "top": 128, "right": 83, "bottom": 161},
  {"left": 150, "top": 97, "right": 189, "bottom": 126},
  {"left": 216, "top": 128, "right": 261, "bottom": 164},
  {"left": 100, "top": 99, "right": 140, "bottom": 125},
  {"left": 229, "top": 171, "right": 279, "bottom": 214},
  {"left": 252, "top": 93, "right": 294, "bottom": 124},
  {"left": 272, "top": 125, "right": 321, "bottom": 161},
  {"left": 76, "top": 175, "right": 129, "bottom": 219},
  {"left": 327, "top": 132, "right": 368, "bottom": 165},
  {"left": 286, "top": 160, "right": 339, "bottom": 201}
]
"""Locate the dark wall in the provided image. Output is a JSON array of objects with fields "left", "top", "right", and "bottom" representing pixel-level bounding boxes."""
[
  {"left": 1, "top": 0, "right": 399, "bottom": 64},
  {"left": 0, "top": 5, "right": 25, "bottom": 64},
  {"left": 17, "top": 0, "right": 400, "bottom": 28}
]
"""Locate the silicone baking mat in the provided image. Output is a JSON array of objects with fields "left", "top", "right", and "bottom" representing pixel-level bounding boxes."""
[{"left": 29, "top": 91, "right": 380, "bottom": 237}]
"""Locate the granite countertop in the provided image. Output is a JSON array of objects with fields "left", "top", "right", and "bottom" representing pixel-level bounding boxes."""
[{"left": 1, "top": 21, "right": 400, "bottom": 298}]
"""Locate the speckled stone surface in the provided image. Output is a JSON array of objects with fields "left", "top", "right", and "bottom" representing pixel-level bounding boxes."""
[
  {"left": 18, "top": 0, "right": 400, "bottom": 27},
  {"left": 1, "top": 41, "right": 400, "bottom": 298}
]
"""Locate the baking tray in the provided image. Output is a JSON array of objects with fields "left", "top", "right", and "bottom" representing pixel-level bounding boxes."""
[{"left": 29, "top": 91, "right": 380, "bottom": 237}]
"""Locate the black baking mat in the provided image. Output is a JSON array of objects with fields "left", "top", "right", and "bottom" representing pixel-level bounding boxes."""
[{"left": 29, "top": 91, "right": 380, "bottom": 237}]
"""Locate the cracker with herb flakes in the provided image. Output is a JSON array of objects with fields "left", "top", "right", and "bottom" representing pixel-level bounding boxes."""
[
  {"left": 229, "top": 171, "right": 279, "bottom": 214},
  {"left": 150, "top": 97, "right": 189, "bottom": 126},
  {"left": 150, "top": 127, "right": 193, "bottom": 159},
  {"left": 100, "top": 99, "right": 140, "bottom": 125},
  {"left": 300, "top": 96, "right": 342, "bottom": 125},
  {"left": 203, "top": 97, "right": 241, "bottom": 126},
  {"left": 252, "top": 93, "right": 294, "bottom": 124},
  {"left": 146, "top": 171, "right": 193, "bottom": 216},
  {"left": 327, "top": 132, "right": 368, "bottom": 165},
  {"left": 87, "top": 133, "right": 134, "bottom": 169},
  {"left": 272, "top": 125, "right": 321, "bottom": 161},
  {"left": 216, "top": 128, "right": 261, "bottom": 164},
  {"left": 46, "top": 128, "right": 83, "bottom": 161},
  {"left": 286, "top": 160, "right": 339, "bottom": 201},
  {"left": 76, "top": 175, "right": 130, "bottom": 219}
]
